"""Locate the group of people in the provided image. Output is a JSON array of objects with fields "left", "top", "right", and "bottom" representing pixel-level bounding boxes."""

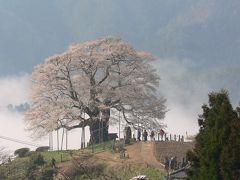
[
  {"left": 164, "top": 156, "right": 177, "bottom": 171},
  {"left": 164, "top": 156, "right": 188, "bottom": 171},
  {"left": 137, "top": 129, "right": 155, "bottom": 142}
]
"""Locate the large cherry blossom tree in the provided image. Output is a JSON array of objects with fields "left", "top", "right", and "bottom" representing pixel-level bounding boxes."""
[{"left": 25, "top": 37, "right": 166, "bottom": 143}]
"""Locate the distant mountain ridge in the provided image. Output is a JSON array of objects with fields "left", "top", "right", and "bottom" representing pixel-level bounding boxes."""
[{"left": 7, "top": 103, "right": 29, "bottom": 113}]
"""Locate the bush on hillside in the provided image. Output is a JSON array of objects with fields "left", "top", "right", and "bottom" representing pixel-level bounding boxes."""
[
  {"left": 40, "top": 166, "right": 55, "bottom": 180},
  {"left": 30, "top": 153, "right": 45, "bottom": 166},
  {"left": 64, "top": 155, "right": 106, "bottom": 179},
  {"left": 14, "top": 148, "right": 30, "bottom": 157},
  {"left": 36, "top": 146, "right": 50, "bottom": 152}
]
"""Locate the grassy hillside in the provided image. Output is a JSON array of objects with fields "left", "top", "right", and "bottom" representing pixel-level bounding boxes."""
[{"left": 0, "top": 141, "right": 166, "bottom": 179}]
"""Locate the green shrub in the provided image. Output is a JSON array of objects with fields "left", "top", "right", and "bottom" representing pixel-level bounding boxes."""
[
  {"left": 40, "top": 166, "right": 55, "bottom": 180},
  {"left": 26, "top": 153, "right": 47, "bottom": 179},
  {"left": 30, "top": 153, "right": 45, "bottom": 166},
  {"left": 14, "top": 148, "right": 30, "bottom": 157},
  {"left": 65, "top": 155, "right": 106, "bottom": 179},
  {"left": 36, "top": 146, "right": 50, "bottom": 152}
]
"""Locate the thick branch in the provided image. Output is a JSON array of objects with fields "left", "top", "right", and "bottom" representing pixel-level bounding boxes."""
[
  {"left": 97, "top": 66, "right": 110, "bottom": 86},
  {"left": 57, "top": 119, "right": 90, "bottom": 130}
]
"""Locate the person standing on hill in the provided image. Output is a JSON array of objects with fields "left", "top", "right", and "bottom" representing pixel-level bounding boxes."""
[
  {"left": 51, "top": 157, "right": 56, "bottom": 169},
  {"left": 143, "top": 130, "right": 148, "bottom": 142},
  {"left": 160, "top": 129, "right": 165, "bottom": 141},
  {"left": 165, "top": 157, "right": 169, "bottom": 171},
  {"left": 150, "top": 130, "right": 155, "bottom": 141},
  {"left": 137, "top": 129, "right": 141, "bottom": 141}
]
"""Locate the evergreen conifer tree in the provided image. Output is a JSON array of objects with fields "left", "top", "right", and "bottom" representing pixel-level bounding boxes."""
[{"left": 187, "top": 90, "right": 240, "bottom": 180}]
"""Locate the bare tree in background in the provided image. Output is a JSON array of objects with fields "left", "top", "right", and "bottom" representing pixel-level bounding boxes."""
[{"left": 25, "top": 37, "right": 166, "bottom": 143}]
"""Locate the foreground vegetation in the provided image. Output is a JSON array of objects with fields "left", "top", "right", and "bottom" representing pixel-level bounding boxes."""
[
  {"left": 0, "top": 141, "right": 110, "bottom": 179},
  {"left": 0, "top": 140, "right": 165, "bottom": 179}
]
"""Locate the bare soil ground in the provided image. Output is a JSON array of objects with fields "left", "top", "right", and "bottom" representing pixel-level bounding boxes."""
[
  {"left": 55, "top": 141, "right": 177, "bottom": 179},
  {"left": 96, "top": 141, "right": 164, "bottom": 170}
]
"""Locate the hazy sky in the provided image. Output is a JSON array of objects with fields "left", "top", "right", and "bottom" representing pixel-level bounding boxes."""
[{"left": 0, "top": 0, "right": 239, "bottom": 151}]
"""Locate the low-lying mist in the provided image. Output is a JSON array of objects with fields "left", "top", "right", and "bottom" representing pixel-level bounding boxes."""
[{"left": 0, "top": 62, "right": 239, "bottom": 151}]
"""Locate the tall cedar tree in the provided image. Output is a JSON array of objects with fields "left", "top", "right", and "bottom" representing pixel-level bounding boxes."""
[{"left": 187, "top": 90, "right": 240, "bottom": 180}]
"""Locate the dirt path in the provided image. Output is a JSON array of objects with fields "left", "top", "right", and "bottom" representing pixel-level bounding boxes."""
[
  {"left": 96, "top": 141, "right": 164, "bottom": 170},
  {"left": 140, "top": 142, "right": 164, "bottom": 169},
  {"left": 55, "top": 142, "right": 164, "bottom": 179}
]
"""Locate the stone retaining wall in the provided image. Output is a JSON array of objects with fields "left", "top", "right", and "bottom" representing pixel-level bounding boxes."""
[{"left": 154, "top": 141, "right": 194, "bottom": 164}]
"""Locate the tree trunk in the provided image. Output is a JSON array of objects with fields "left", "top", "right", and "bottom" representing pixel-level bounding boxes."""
[
  {"left": 89, "top": 119, "right": 109, "bottom": 144},
  {"left": 90, "top": 100, "right": 110, "bottom": 144},
  {"left": 89, "top": 108, "right": 110, "bottom": 144},
  {"left": 101, "top": 108, "right": 110, "bottom": 142}
]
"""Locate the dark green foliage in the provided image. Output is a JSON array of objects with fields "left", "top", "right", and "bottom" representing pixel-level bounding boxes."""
[
  {"left": 0, "top": 171, "right": 6, "bottom": 179},
  {"left": 125, "top": 138, "right": 131, "bottom": 144},
  {"left": 30, "top": 153, "right": 45, "bottom": 167},
  {"left": 187, "top": 90, "right": 240, "bottom": 180},
  {"left": 40, "top": 166, "right": 55, "bottom": 180},
  {"left": 14, "top": 147, "right": 30, "bottom": 157},
  {"left": 36, "top": 146, "right": 50, "bottom": 152},
  {"left": 26, "top": 153, "right": 55, "bottom": 180},
  {"left": 26, "top": 163, "right": 38, "bottom": 180},
  {"left": 220, "top": 114, "right": 240, "bottom": 179},
  {"left": 186, "top": 150, "right": 200, "bottom": 178},
  {"left": 26, "top": 153, "right": 45, "bottom": 179}
]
